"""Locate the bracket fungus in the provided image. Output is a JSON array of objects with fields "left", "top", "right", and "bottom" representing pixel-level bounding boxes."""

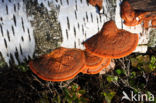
[
  {"left": 29, "top": 47, "right": 86, "bottom": 81},
  {"left": 152, "top": 18, "right": 156, "bottom": 28},
  {"left": 88, "top": 0, "right": 103, "bottom": 11},
  {"left": 84, "top": 20, "right": 139, "bottom": 58},
  {"left": 143, "top": 15, "right": 156, "bottom": 29},
  {"left": 121, "top": 1, "right": 151, "bottom": 26},
  {"left": 82, "top": 57, "right": 111, "bottom": 74},
  {"left": 84, "top": 51, "right": 103, "bottom": 68}
]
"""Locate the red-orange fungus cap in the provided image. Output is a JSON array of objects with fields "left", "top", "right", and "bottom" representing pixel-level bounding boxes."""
[
  {"left": 29, "top": 47, "right": 86, "bottom": 82},
  {"left": 84, "top": 20, "right": 139, "bottom": 59},
  {"left": 82, "top": 58, "right": 111, "bottom": 74},
  {"left": 84, "top": 50, "right": 103, "bottom": 68}
]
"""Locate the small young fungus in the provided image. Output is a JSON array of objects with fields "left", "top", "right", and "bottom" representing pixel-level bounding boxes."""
[
  {"left": 121, "top": 1, "right": 151, "bottom": 26},
  {"left": 143, "top": 15, "right": 156, "bottom": 29},
  {"left": 88, "top": 0, "right": 103, "bottom": 11}
]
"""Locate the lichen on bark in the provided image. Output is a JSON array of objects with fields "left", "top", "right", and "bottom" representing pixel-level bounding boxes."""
[
  {"left": 148, "top": 29, "right": 156, "bottom": 47},
  {"left": 25, "top": 0, "right": 62, "bottom": 57}
]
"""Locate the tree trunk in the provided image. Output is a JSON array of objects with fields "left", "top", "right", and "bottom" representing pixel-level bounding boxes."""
[{"left": 128, "top": 0, "right": 156, "bottom": 12}]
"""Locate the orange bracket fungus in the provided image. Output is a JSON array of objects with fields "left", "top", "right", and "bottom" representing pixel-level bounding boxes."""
[
  {"left": 84, "top": 50, "right": 103, "bottom": 68},
  {"left": 121, "top": 1, "right": 151, "bottom": 26},
  {"left": 84, "top": 20, "right": 139, "bottom": 59},
  {"left": 88, "top": 0, "right": 103, "bottom": 11},
  {"left": 143, "top": 15, "right": 156, "bottom": 29},
  {"left": 151, "top": 18, "right": 156, "bottom": 28},
  {"left": 29, "top": 47, "right": 86, "bottom": 82},
  {"left": 82, "top": 57, "right": 111, "bottom": 74}
]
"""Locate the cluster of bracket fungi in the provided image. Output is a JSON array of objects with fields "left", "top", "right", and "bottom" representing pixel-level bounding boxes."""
[
  {"left": 29, "top": 20, "right": 139, "bottom": 82},
  {"left": 29, "top": 0, "right": 155, "bottom": 82},
  {"left": 121, "top": 1, "right": 156, "bottom": 29}
]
